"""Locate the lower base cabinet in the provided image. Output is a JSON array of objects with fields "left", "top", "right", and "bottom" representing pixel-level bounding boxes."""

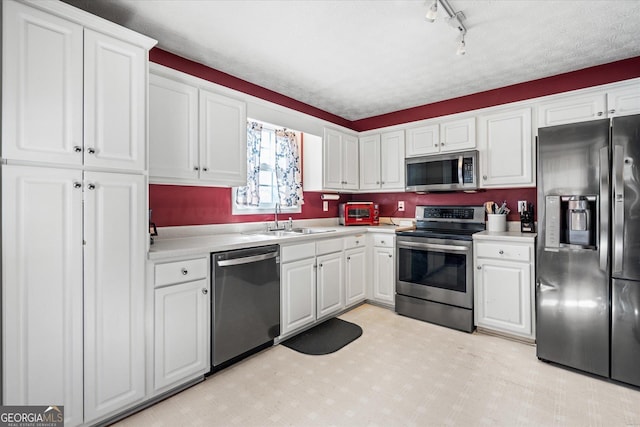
[
  {"left": 371, "top": 234, "right": 395, "bottom": 305},
  {"left": 474, "top": 237, "right": 535, "bottom": 340},
  {"left": 281, "top": 256, "right": 317, "bottom": 336},
  {"left": 316, "top": 251, "right": 345, "bottom": 319},
  {"left": 345, "top": 247, "right": 366, "bottom": 306}
]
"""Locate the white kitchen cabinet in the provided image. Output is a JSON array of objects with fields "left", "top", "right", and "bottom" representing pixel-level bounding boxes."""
[
  {"left": 405, "top": 117, "right": 475, "bottom": 157},
  {"left": 473, "top": 237, "right": 535, "bottom": 340},
  {"left": 2, "top": 0, "right": 152, "bottom": 171},
  {"left": 606, "top": 85, "right": 640, "bottom": 118},
  {"left": 154, "top": 277, "right": 210, "bottom": 391},
  {"left": 2, "top": 165, "right": 85, "bottom": 427},
  {"left": 316, "top": 251, "right": 345, "bottom": 319},
  {"left": 149, "top": 73, "right": 200, "bottom": 180},
  {"left": 478, "top": 107, "right": 534, "bottom": 188},
  {"left": 148, "top": 68, "right": 248, "bottom": 186},
  {"left": 370, "top": 234, "right": 395, "bottom": 305},
  {"left": 359, "top": 131, "right": 405, "bottom": 191},
  {"left": 323, "top": 128, "right": 359, "bottom": 190},
  {"left": 281, "top": 256, "right": 317, "bottom": 336},
  {"left": 83, "top": 171, "right": 147, "bottom": 422},
  {"left": 406, "top": 124, "right": 439, "bottom": 156},
  {"left": 345, "top": 247, "right": 367, "bottom": 306}
]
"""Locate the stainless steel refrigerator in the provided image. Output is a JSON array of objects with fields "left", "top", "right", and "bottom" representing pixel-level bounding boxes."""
[{"left": 537, "top": 114, "right": 640, "bottom": 387}]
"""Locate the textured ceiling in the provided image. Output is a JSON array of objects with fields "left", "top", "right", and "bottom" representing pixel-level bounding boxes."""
[{"left": 63, "top": 0, "right": 640, "bottom": 121}]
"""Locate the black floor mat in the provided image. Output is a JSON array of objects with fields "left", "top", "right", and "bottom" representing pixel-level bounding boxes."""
[{"left": 282, "top": 318, "right": 363, "bottom": 355}]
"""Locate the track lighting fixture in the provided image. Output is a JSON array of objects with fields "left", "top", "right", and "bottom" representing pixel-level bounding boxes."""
[
  {"left": 425, "top": 1, "right": 438, "bottom": 22},
  {"left": 424, "top": 0, "right": 468, "bottom": 55}
]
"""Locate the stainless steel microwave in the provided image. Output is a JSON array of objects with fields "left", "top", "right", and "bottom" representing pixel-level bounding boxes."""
[{"left": 405, "top": 150, "right": 478, "bottom": 192}]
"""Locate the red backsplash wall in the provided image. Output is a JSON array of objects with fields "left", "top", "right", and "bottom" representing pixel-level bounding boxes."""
[
  {"left": 149, "top": 185, "right": 348, "bottom": 227},
  {"left": 351, "top": 188, "right": 538, "bottom": 222}
]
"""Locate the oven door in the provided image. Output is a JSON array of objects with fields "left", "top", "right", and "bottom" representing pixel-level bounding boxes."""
[{"left": 396, "top": 236, "right": 473, "bottom": 309}]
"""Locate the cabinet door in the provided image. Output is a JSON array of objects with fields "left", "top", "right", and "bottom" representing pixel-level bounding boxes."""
[
  {"left": 342, "top": 134, "right": 360, "bottom": 190},
  {"left": 373, "top": 247, "right": 395, "bottom": 304},
  {"left": 323, "top": 128, "right": 344, "bottom": 190},
  {"left": 149, "top": 73, "right": 199, "bottom": 180},
  {"left": 199, "top": 90, "right": 247, "bottom": 186},
  {"left": 154, "top": 279, "right": 210, "bottom": 391},
  {"left": 475, "top": 259, "right": 532, "bottom": 337},
  {"left": 406, "top": 124, "right": 439, "bottom": 156},
  {"left": 607, "top": 86, "right": 640, "bottom": 118},
  {"left": 316, "top": 252, "right": 345, "bottom": 318},
  {"left": 380, "top": 130, "right": 405, "bottom": 190},
  {"left": 2, "top": 0, "right": 83, "bottom": 165},
  {"left": 440, "top": 117, "right": 476, "bottom": 152},
  {"left": 359, "top": 134, "right": 381, "bottom": 190},
  {"left": 537, "top": 93, "right": 607, "bottom": 128},
  {"left": 83, "top": 172, "right": 146, "bottom": 422},
  {"left": 345, "top": 248, "right": 366, "bottom": 306},
  {"left": 478, "top": 107, "right": 533, "bottom": 187},
  {"left": 281, "top": 258, "right": 317, "bottom": 336},
  {"left": 2, "top": 165, "right": 84, "bottom": 427},
  {"left": 84, "top": 29, "right": 147, "bottom": 171}
]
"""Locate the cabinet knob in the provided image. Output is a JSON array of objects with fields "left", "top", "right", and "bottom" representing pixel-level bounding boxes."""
[
  {"left": 376, "top": 181, "right": 380, "bottom": 185},
  {"left": 381, "top": 181, "right": 385, "bottom": 185},
  {"left": 347, "top": 256, "right": 351, "bottom": 261},
  {"left": 609, "top": 109, "right": 616, "bottom": 114},
  {"left": 388, "top": 254, "right": 392, "bottom": 258},
  {"left": 86, "top": 147, "right": 96, "bottom": 154},
  {"left": 87, "top": 183, "right": 96, "bottom": 190},
  {"left": 440, "top": 142, "right": 444, "bottom": 146},
  {"left": 597, "top": 111, "right": 604, "bottom": 116},
  {"left": 181, "top": 268, "right": 188, "bottom": 275},
  {"left": 319, "top": 263, "right": 323, "bottom": 268},
  {"left": 73, "top": 182, "right": 82, "bottom": 189},
  {"left": 74, "top": 146, "right": 82, "bottom": 153},
  {"left": 434, "top": 143, "right": 439, "bottom": 147},
  {"left": 483, "top": 175, "right": 488, "bottom": 180},
  {"left": 202, "top": 167, "right": 208, "bottom": 172},
  {"left": 477, "top": 266, "right": 481, "bottom": 270},
  {"left": 194, "top": 166, "right": 199, "bottom": 171},
  {"left": 499, "top": 250, "right": 504, "bottom": 255},
  {"left": 202, "top": 288, "right": 208, "bottom": 295},
  {"left": 381, "top": 240, "right": 386, "bottom": 244},
  {"left": 355, "top": 240, "right": 359, "bottom": 244}
]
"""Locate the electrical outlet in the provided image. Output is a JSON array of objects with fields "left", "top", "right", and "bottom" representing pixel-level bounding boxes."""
[
  {"left": 398, "top": 201, "right": 405, "bottom": 212},
  {"left": 518, "top": 200, "right": 527, "bottom": 213},
  {"left": 323, "top": 201, "right": 329, "bottom": 212}
]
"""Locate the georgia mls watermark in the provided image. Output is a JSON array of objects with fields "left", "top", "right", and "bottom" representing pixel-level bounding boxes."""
[{"left": 0, "top": 406, "right": 63, "bottom": 427}]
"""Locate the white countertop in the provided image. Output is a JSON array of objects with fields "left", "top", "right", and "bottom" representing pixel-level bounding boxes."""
[
  {"left": 148, "top": 224, "right": 399, "bottom": 260},
  {"left": 473, "top": 230, "right": 537, "bottom": 243}
]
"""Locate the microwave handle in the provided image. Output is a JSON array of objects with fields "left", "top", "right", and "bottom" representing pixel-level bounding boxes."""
[{"left": 458, "top": 155, "right": 464, "bottom": 185}]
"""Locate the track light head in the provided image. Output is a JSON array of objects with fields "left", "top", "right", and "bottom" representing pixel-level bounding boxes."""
[{"left": 425, "top": 1, "right": 438, "bottom": 22}]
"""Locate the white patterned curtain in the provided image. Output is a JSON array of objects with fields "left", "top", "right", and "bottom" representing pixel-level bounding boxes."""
[
  {"left": 275, "top": 129, "right": 304, "bottom": 207},
  {"left": 235, "top": 121, "right": 262, "bottom": 206}
]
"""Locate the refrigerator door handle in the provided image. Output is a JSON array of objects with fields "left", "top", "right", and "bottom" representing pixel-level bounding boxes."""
[
  {"left": 599, "top": 146, "right": 609, "bottom": 272},
  {"left": 613, "top": 144, "right": 624, "bottom": 274}
]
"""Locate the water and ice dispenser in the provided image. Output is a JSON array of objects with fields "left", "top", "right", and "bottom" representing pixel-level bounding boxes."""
[{"left": 545, "top": 195, "right": 597, "bottom": 249}]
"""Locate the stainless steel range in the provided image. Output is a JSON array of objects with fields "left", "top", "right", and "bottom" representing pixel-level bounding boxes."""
[{"left": 395, "top": 205, "right": 485, "bottom": 333}]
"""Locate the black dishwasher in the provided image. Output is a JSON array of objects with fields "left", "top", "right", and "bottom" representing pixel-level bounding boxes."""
[{"left": 211, "top": 245, "right": 280, "bottom": 371}]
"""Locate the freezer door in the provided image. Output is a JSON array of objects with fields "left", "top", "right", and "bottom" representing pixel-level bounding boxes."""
[
  {"left": 611, "top": 278, "right": 640, "bottom": 387},
  {"left": 612, "top": 114, "right": 640, "bottom": 281}
]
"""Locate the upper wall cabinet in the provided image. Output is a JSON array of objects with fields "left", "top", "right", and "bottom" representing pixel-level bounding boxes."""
[
  {"left": 359, "top": 131, "right": 405, "bottom": 191},
  {"left": 537, "top": 84, "right": 640, "bottom": 128},
  {"left": 478, "top": 107, "right": 534, "bottom": 188},
  {"left": 406, "top": 117, "right": 476, "bottom": 157},
  {"left": 323, "top": 128, "right": 359, "bottom": 191},
  {"left": 2, "top": 0, "right": 153, "bottom": 171},
  {"left": 149, "top": 69, "right": 247, "bottom": 187}
]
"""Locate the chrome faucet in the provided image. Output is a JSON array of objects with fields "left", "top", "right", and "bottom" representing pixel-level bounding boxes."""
[{"left": 273, "top": 203, "right": 281, "bottom": 230}]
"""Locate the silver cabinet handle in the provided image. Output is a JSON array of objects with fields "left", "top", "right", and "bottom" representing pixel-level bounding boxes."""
[
  {"left": 499, "top": 250, "right": 504, "bottom": 255},
  {"left": 181, "top": 268, "right": 188, "bottom": 275},
  {"left": 74, "top": 146, "right": 82, "bottom": 153},
  {"left": 73, "top": 182, "right": 82, "bottom": 189},
  {"left": 87, "top": 183, "right": 96, "bottom": 190},
  {"left": 86, "top": 147, "right": 96, "bottom": 154},
  {"left": 202, "top": 288, "right": 208, "bottom": 295},
  {"left": 194, "top": 166, "right": 199, "bottom": 171}
]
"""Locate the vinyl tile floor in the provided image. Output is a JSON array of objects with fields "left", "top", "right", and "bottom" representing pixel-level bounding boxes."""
[{"left": 116, "top": 304, "right": 640, "bottom": 426}]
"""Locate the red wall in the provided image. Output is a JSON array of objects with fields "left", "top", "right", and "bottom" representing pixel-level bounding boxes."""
[
  {"left": 149, "top": 186, "right": 348, "bottom": 227},
  {"left": 351, "top": 188, "right": 538, "bottom": 222}
]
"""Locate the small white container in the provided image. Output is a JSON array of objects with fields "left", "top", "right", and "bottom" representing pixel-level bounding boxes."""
[{"left": 487, "top": 214, "right": 507, "bottom": 232}]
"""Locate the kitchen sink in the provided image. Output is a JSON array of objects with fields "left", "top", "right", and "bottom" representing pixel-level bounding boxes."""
[
  {"left": 290, "top": 227, "right": 336, "bottom": 234},
  {"left": 243, "top": 228, "right": 336, "bottom": 237}
]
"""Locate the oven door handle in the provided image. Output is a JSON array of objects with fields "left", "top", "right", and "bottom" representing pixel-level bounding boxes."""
[{"left": 397, "top": 241, "right": 469, "bottom": 252}]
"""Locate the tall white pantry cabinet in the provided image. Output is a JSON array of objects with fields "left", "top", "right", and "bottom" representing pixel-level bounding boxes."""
[{"left": 1, "top": 1, "right": 156, "bottom": 426}]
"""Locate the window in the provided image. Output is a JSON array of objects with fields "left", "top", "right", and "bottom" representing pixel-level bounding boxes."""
[{"left": 233, "top": 120, "right": 304, "bottom": 214}]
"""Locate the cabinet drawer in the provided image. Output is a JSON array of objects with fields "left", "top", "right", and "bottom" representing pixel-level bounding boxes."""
[
  {"left": 344, "top": 234, "right": 366, "bottom": 250},
  {"left": 281, "top": 242, "right": 315, "bottom": 263},
  {"left": 155, "top": 257, "right": 208, "bottom": 287},
  {"left": 475, "top": 242, "right": 531, "bottom": 262},
  {"left": 316, "top": 238, "right": 344, "bottom": 255},
  {"left": 373, "top": 234, "right": 394, "bottom": 248}
]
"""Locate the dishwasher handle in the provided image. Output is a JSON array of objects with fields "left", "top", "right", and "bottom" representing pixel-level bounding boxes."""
[{"left": 216, "top": 251, "right": 278, "bottom": 267}]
